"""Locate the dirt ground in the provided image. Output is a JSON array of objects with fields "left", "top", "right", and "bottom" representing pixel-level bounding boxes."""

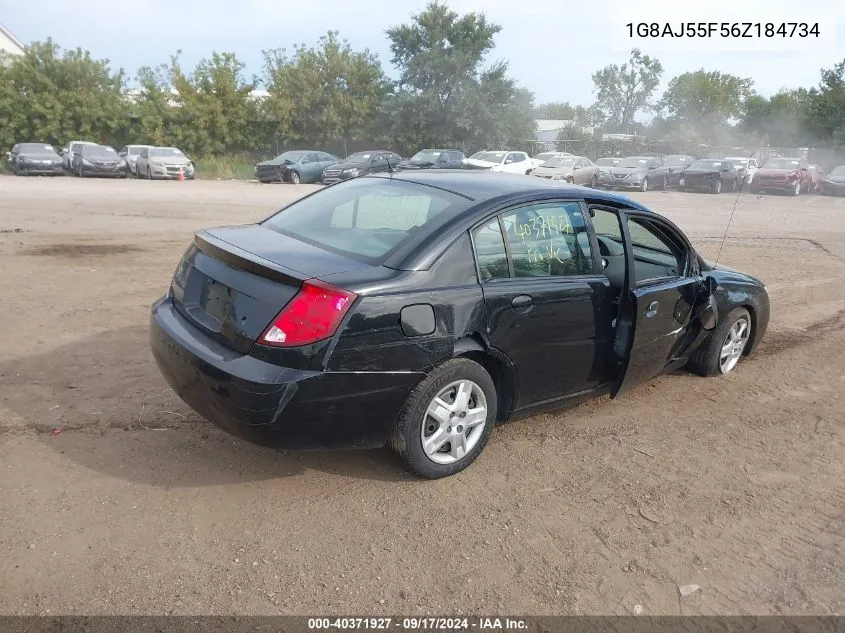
[{"left": 0, "top": 175, "right": 843, "bottom": 617}]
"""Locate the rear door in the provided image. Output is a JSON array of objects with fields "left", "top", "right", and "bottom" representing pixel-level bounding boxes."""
[
  {"left": 606, "top": 209, "right": 701, "bottom": 397},
  {"left": 473, "top": 200, "right": 616, "bottom": 407}
]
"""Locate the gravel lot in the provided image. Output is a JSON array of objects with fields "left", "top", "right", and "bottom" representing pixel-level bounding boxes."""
[{"left": 1, "top": 175, "right": 843, "bottom": 616}]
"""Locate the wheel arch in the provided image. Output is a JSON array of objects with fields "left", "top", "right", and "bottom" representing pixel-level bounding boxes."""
[{"left": 453, "top": 335, "right": 517, "bottom": 422}]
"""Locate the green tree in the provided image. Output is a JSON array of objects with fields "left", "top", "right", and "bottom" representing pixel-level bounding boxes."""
[
  {"left": 167, "top": 52, "right": 258, "bottom": 155},
  {"left": 385, "top": 0, "right": 535, "bottom": 153},
  {"left": 739, "top": 88, "right": 810, "bottom": 146},
  {"left": 591, "top": 48, "right": 663, "bottom": 131},
  {"left": 264, "top": 31, "right": 389, "bottom": 154},
  {"left": 659, "top": 70, "right": 754, "bottom": 133},
  {"left": 131, "top": 63, "right": 173, "bottom": 145},
  {"left": 805, "top": 58, "right": 845, "bottom": 148},
  {"left": 0, "top": 39, "right": 127, "bottom": 150},
  {"left": 534, "top": 102, "right": 575, "bottom": 120}
]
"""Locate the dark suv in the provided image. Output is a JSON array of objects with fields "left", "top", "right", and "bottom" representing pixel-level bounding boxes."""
[{"left": 322, "top": 150, "right": 403, "bottom": 184}]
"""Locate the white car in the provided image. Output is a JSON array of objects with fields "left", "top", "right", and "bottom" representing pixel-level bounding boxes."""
[
  {"left": 462, "top": 150, "right": 534, "bottom": 174},
  {"left": 724, "top": 156, "right": 759, "bottom": 184}
]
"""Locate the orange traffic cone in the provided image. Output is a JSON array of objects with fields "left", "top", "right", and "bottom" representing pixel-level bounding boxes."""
[{"left": 177, "top": 166, "right": 185, "bottom": 182}]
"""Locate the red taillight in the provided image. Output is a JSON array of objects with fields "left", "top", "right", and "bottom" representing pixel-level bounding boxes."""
[{"left": 258, "top": 280, "right": 357, "bottom": 347}]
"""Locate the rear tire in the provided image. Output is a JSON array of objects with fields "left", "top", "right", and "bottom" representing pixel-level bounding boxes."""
[
  {"left": 687, "top": 307, "right": 752, "bottom": 377},
  {"left": 712, "top": 180, "right": 722, "bottom": 194},
  {"left": 389, "top": 358, "right": 497, "bottom": 479},
  {"left": 589, "top": 174, "right": 597, "bottom": 188}
]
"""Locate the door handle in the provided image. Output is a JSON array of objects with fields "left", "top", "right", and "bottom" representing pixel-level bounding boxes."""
[
  {"left": 645, "top": 300, "right": 659, "bottom": 318},
  {"left": 511, "top": 295, "right": 533, "bottom": 309}
]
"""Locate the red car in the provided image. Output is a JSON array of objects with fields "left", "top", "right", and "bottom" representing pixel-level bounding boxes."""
[{"left": 752, "top": 157, "right": 811, "bottom": 195}]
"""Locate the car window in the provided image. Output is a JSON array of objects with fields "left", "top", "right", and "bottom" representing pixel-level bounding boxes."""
[
  {"left": 508, "top": 153, "right": 526, "bottom": 164},
  {"left": 501, "top": 202, "right": 592, "bottom": 278},
  {"left": 626, "top": 217, "right": 685, "bottom": 284},
  {"left": 263, "top": 178, "right": 470, "bottom": 264},
  {"left": 473, "top": 219, "right": 510, "bottom": 281},
  {"left": 318, "top": 153, "right": 334, "bottom": 162},
  {"left": 372, "top": 154, "right": 386, "bottom": 163}
]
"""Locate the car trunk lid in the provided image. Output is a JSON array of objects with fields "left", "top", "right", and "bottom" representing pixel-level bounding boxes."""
[{"left": 170, "top": 225, "right": 369, "bottom": 353}]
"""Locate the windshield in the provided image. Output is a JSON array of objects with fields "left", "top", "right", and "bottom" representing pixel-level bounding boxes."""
[
  {"left": 596, "top": 158, "right": 617, "bottom": 166},
  {"left": 275, "top": 151, "right": 307, "bottom": 164},
  {"left": 618, "top": 157, "right": 649, "bottom": 168},
  {"left": 829, "top": 166, "right": 845, "bottom": 177},
  {"left": 410, "top": 150, "right": 442, "bottom": 163},
  {"left": 690, "top": 160, "right": 724, "bottom": 170},
  {"left": 150, "top": 147, "right": 185, "bottom": 158},
  {"left": 665, "top": 156, "right": 692, "bottom": 167},
  {"left": 262, "top": 178, "right": 470, "bottom": 263},
  {"left": 725, "top": 158, "right": 748, "bottom": 168},
  {"left": 20, "top": 143, "right": 57, "bottom": 155},
  {"left": 764, "top": 158, "right": 801, "bottom": 169},
  {"left": 534, "top": 152, "right": 559, "bottom": 162},
  {"left": 543, "top": 157, "right": 576, "bottom": 169},
  {"left": 82, "top": 145, "right": 118, "bottom": 157},
  {"left": 343, "top": 152, "right": 372, "bottom": 162}
]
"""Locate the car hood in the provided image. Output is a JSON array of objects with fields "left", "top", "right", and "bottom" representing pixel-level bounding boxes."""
[
  {"left": 683, "top": 167, "right": 720, "bottom": 175},
  {"left": 533, "top": 166, "right": 574, "bottom": 177},
  {"left": 704, "top": 260, "right": 765, "bottom": 286},
  {"left": 330, "top": 160, "right": 369, "bottom": 170},
  {"left": 756, "top": 168, "right": 797, "bottom": 177},
  {"left": 664, "top": 164, "right": 689, "bottom": 172},
  {"left": 608, "top": 166, "right": 646, "bottom": 176},
  {"left": 21, "top": 153, "right": 61, "bottom": 160},
  {"left": 462, "top": 158, "right": 497, "bottom": 168},
  {"left": 149, "top": 156, "right": 191, "bottom": 165},
  {"left": 258, "top": 157, "right": 298, "bottom": 167},
  {"left": 822, "top": 175, "right": 845, "bottom": 184}
]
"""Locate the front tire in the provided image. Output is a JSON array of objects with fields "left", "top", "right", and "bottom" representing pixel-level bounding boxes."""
[
  {"left": 640, "top": 177, "right": 648, "bottom": 192},
  {"left": 390, "top": 358, "right": 497, "bottom": 479},
  {"left": 712, "top": 180, "right": 722, "bottom": 194},
  {"left": 792, "top": 180, "right": 801, "bottom": 196},
  {"left": 289, "top": 170, "right": 301, "bottom": 185},
  {"left": 687, "top": 307, "right": 752, "bottom": 377},
  {"left": 589, "top": 174, "right": 598, "bottom": 188}
]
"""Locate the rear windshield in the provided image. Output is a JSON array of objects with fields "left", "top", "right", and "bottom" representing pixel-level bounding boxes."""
[{"left": 262, "top": 177, "right": 470, "bottom": 263}]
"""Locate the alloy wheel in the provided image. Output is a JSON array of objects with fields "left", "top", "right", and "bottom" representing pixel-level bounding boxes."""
[
  {"left": 719, "top": 317, "right": 750, "bottom": 374},
  {"left": 420, "top": 380, "right": 488, "bottom": 465}
]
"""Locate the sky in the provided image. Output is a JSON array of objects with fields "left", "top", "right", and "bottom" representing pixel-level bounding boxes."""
[{"left": 3, "top": 0, "right": 843, "bottom": 108}]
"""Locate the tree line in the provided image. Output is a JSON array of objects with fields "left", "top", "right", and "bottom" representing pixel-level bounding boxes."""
[{"left": 1, "top": 1, "right": 844, "bottom": 160}]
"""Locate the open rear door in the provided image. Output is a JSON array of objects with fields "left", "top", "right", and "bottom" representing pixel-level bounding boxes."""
[{"left": 609, "top": 210, "right": 699, "bottom": 398}]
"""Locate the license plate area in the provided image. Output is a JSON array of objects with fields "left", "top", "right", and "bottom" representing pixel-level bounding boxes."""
[{"left": 198, "top": 278, "right": 235, "bottom": 328}]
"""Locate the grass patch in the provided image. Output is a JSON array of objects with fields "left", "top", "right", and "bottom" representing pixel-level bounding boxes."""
[{"left": 194, "top": 155, "right": 255, "bottom": 180}]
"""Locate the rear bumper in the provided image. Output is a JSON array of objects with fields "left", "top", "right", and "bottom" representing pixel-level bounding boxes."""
[{"left": 150, "top": 297, "right": 425, "bottom": 450}]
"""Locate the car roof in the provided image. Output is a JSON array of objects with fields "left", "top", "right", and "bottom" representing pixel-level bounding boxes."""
[{"left": 364, "top": 171, "right": 650, "bottom": 211}]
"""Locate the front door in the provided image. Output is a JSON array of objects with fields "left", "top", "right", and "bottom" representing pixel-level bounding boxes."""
[
  {"left": 605, "top": 209, "right": 701, "bottom": 397},
  {"left": 474, "top": 200, "right": 616, "bottom": 407}
]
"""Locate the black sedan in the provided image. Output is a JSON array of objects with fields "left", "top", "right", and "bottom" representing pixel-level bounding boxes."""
[
  {"left": 820, "top": 165, "right": 845, "bottom": 196},
  {"left": 8, "top": 143, "right": 65, "bottom": 176},
  {"left": 71, "top": 144, "right": 128, "bottom": 178},
  {"left": 396, "top": 149, "right": 465, "bottom": 170},
  {"left": 150, "top": 172, "right": 770, "bottom": 478},
  {"left": 663, "top": 154, "right": 697, "bottom": 187},
  {"left": 679, "top": 159, "right": 742, "bottom": 194},
  {"left": 321, "top": 150, "right": 403, "bottom": 184}
]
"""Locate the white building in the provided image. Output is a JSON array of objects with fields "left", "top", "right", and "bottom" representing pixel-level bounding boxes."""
[{"left": 0, "top": 23, "right": 25, "bottom": 62}]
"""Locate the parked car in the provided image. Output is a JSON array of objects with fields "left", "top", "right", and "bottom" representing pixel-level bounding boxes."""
[
  {"left": 71, "top": 144, "right": 127, "bottom": 178},
  {"left": 595, "top": 157, "right": 621, "bottom": 173},
  {"left": 119, "top": 144, "right": 153, "bottom": 175},
  {"left": 678, "top": 159, "right": 742, "bottom": 194},
  {"left": 531, "top": 155, "right": 600, "bottom": 187},
  {"left": 819, "top": 165, "right": 845, "bottom": 196},
  {"left": 663, "top": 155, "right": 697, "bottom": 187},
  {"left": 321, "top": 150, "right": 403, "bottom": 185},
  {"left": 462, "top": 150, "right": 535, "bottom": 174},
  {"left": 7, "top": 143, "right": 64, "bottom": 176},
  {"left": 597, "top": 156, "right": 668, "bottom": 191},
  {"left": 724, "top": 156, "right": 759, "bottom": 184},
  {"left": 150, "top": 171, "right": 770, "bottom": 479},
  {"left": 396, "top": 149, "right": 465, "bottom": 170},
  {"left": 255, "top": 150, "right": 339, "bottom": 184},
  {"left": 808, "top": 164, "right": 825, "bottom": 192},
  {"left": 61, "top": 140, "right": 98, "bottom": 171},
  {"left": 752, "top": 157, "right": 811, "bottom": 195},
  {"left": 135, "top": 146, "right": 195, "bottom": 180}
]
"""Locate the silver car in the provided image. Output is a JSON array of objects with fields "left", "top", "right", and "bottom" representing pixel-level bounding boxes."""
[
  {"left": 61, "top": 140, "right": 98, "bottom": 171},
  {"left": 119, "top": 144, "right": 153, "bottom": 175},
  {"left": 135, "top": 146, "right": 195, "bottom": 180}
]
